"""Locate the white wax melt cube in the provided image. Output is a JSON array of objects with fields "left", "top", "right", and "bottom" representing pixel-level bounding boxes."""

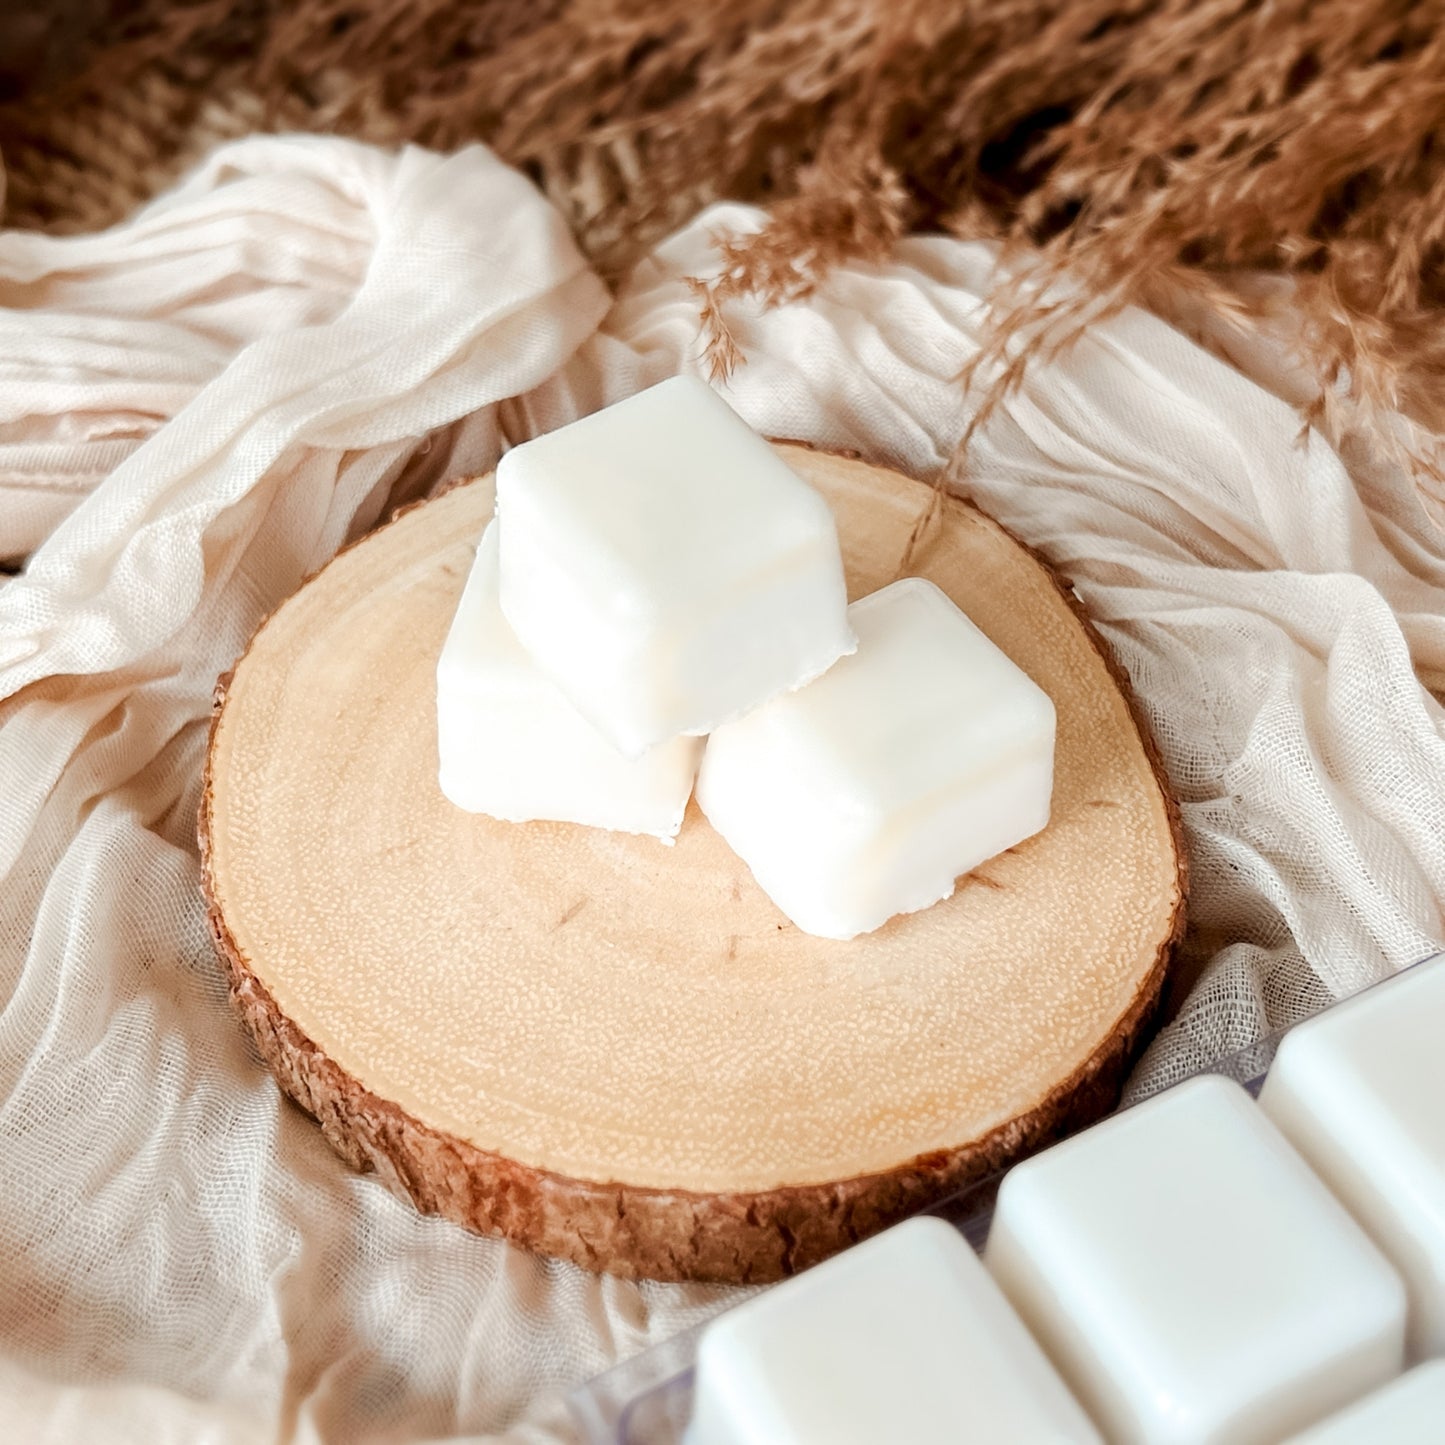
[
  {"left": 986, "top": 1074, "right": 1406, "bottom": 1445},
  {"left": 695, "top": 576, "right": 1055, "bottom": 939},
  {"left": 1261, "top": 953, "right": 1445, "bottom": 1359},
  {"left": 1283, "top": 1362, "right": 1445, "bottom": 1444},
  {"left": 496, "top": 376, "right": 855, "bottom": 758},
  {"left": 685, "top": 1216, "right": 1101, "bottom": 1445},
  {"left": 436, "top": 521, "right": 701, "bottom": 838}
]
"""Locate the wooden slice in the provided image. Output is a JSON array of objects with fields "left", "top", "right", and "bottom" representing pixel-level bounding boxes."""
[{"left": 201, "top": 446, "right": 1185, "bottom": 1284}]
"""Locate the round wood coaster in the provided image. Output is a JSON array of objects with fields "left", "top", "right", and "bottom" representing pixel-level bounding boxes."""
[{"left": 201, "top": 446, "right": 1184, "bottom": 1283}]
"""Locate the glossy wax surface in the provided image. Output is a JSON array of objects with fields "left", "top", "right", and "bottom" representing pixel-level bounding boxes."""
[
  {"left": 686, "top": 1216, "right": 1101, "bottom": 1445},
  {"left": 496, "top": 376, "right": 855, "bottom": 757},
  {"left": 1261, "top": 954, "right": 1445, "bottom": 1358},
  {"left": 986, "top": 1075, "right": 1406, "bottom": 1445},
  {"left": 1283, "top": 1362, "right": 1445, "bottom": 1444}
]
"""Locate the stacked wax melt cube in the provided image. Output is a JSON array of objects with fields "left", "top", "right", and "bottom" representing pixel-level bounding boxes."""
[{"left": 437, "top": 376, "right": 1056, "bottom": 940}]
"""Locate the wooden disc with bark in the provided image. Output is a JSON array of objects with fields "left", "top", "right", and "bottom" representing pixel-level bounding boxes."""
[{"left": 200, "top": 445, "right": 1185, "bottom": 1284}]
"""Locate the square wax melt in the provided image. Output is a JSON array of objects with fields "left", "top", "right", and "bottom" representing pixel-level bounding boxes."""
[
  {"left": 436, "top": 521, "right": 701, "bottom": 838},
  {"left": 1283, "top": 1362, "right": 1445, "bottom": 1444},
  {"left": 695, "top": 576, "right": 1055, "bottom": 939},
  {"left": 685, "top": 1216, "right": 1102, "bottom": 1445},
  {"left": 495, "top": 376, "right": 855, "bottom": 758},
  {"left": 1260, "top": 953, "right": 1445, "bottom": 1358},
  {"left": 986, "top": 1074, "right": 1406, "bottom": 1445}
]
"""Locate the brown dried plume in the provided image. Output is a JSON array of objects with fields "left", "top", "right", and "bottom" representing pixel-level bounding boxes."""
[{"left": 4, "top": 0, "right": 1445, "bottom": 494}]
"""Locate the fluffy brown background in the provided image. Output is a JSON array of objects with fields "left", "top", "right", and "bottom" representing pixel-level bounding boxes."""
[{"left": 5, "top": 1, "right": 1445, "bottom": 491}]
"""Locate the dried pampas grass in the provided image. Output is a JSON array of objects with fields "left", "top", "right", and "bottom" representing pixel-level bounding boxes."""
[{"left": 5, "top": 0, "right": 1445, "bottom": 496}]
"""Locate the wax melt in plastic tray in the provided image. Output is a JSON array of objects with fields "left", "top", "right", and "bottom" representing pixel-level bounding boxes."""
[{"left": 567, "top": 953, "right": 1442, "bottom": 1445}]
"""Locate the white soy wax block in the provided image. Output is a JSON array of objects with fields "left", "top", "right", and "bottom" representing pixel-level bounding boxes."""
[
  {"left": 436, "top": 521, "right": 701, "bottom": 838},
  {"left": 685, "top": 1216, "right": 1102, "bottom": 1445},
  {"left": 986, "top": 1074, "right": 1406, "bottom": 1445},
  {"left": 695, "top": 576, "right": 1055, "bottom": 939},
  {"left": 1283, "top": 1362, "right": 1445, "bottom": 1444},
  {"left": 1260, "top": 953, "right": 1445, "bottom": 1358},
  {"left": 495, "top": 376, "right": 854, "bottom": 758}
]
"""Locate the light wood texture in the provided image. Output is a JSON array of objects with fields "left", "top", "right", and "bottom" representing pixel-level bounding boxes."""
[{"left": 201, "top": 446, "right": 1185, "bottom": 1282}]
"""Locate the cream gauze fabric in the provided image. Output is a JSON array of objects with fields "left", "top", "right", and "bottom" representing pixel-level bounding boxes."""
[{"left": 1, "top": 136, "right": 1443, "bottom": 1443}]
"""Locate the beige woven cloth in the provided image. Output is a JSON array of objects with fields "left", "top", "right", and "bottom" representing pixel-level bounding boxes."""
[{"left": 1, "top": 136, "right": 1442, "bottom": 1444}]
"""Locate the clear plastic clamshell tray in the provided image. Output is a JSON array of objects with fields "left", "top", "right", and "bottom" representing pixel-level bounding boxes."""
[{"left": 567, "top": 954, "right": 1441, "bottom": 1445}]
